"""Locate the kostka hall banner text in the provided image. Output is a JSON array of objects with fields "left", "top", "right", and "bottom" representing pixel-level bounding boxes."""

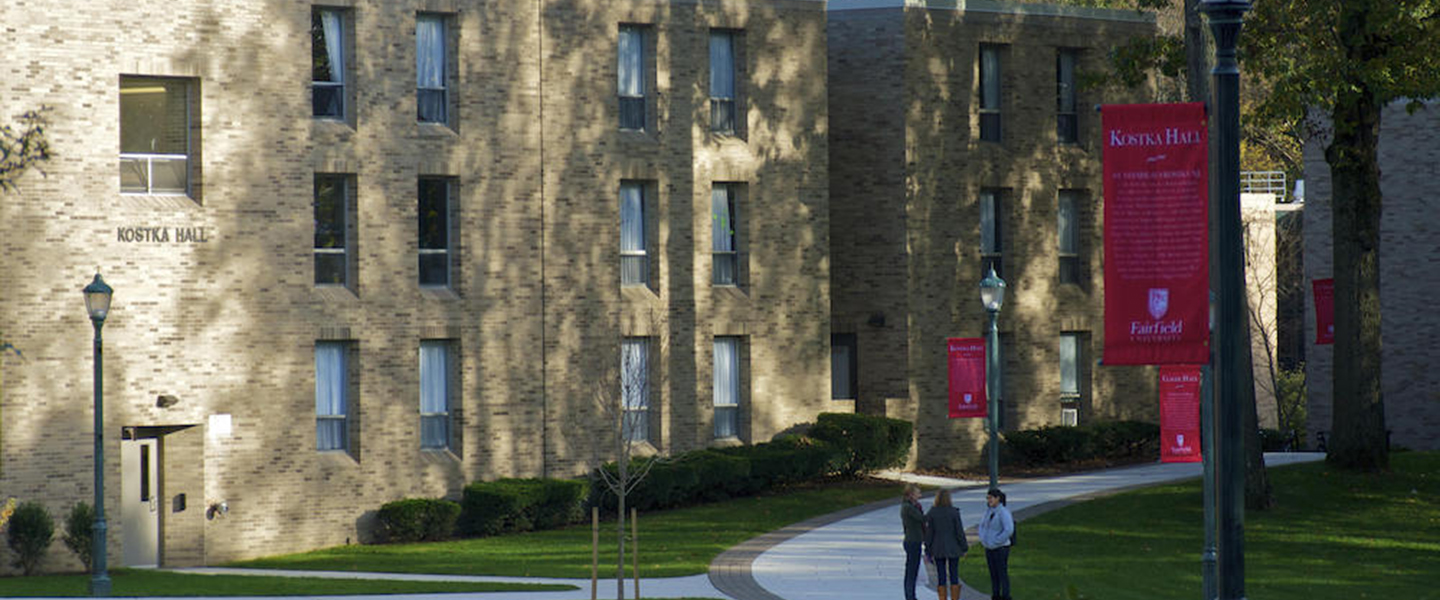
[{"left": 1101, "top": 103, "right": 1209, "bottom": 365}]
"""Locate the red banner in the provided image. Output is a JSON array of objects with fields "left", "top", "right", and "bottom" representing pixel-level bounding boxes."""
[
  {"left": 1159, "top": 365, "right": 1202, "bottom": 463},
  {"left": 1101, "top": 103, "right": 1210, "bottom": 365},
  {"left": 947, "top": 338, "right": 986, "bottom": 419},
  {"left": 1312, "top": 278, "right": 1334, "bottom": 345}
]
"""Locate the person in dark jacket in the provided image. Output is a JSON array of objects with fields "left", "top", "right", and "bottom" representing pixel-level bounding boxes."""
[
  {"left": 977, "top": 488, "right": 1015, "bottom": 600},
  {"left": 900, "top": 484, "right": 926, "bottom": 600},
  {"left": 923, "top": 489, "right": 969, "bottom": 600}
]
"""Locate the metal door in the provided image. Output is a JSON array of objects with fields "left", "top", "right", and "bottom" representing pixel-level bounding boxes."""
[{"left": 121, "top": 439, "right": 159, "bottom": 567}]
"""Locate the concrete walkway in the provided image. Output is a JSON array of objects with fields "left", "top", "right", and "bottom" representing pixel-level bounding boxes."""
[{"left": 104, "top": 452, "right": 1321, "bottom": 600}]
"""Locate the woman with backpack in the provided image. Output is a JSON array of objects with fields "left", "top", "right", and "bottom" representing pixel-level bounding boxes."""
[
  {"left": 923, "top": 489, "right": 969, "bottom": 600},
  {"left": 977, "top": 488, "right": 1015, "bottom": 600}
]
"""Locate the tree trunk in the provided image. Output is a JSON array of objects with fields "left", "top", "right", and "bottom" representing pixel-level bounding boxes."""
[
  {"left": 1324, "top": 87, "right": 1388, "bottom": 473},
  {"left": 1240, "top": 341, "right": 1274, "bottom": 510},
  {"left": 1184, "top": 0, "right": 1210, "bottom": 105}
]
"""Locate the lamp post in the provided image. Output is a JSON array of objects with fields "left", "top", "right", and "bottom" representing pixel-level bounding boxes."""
[
  {"left": 1199, "top": 2, "right": 1251, "bottom": 599},
  {"left": 979, "top": 266, "right": 1006, "bottom": 490},
  {"left": 1202, "top": 292, "right": 1217, "bottom": 600},
  {"left": 83, "top": 273, "right": 113, "bottom": 597}
]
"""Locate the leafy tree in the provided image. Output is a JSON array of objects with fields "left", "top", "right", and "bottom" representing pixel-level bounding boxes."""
[
  {"left": 0, "top": 107, "right": 52, "bottom": 191},
  {"left": 1244, "top": 0, "right": 1440, "bottom": 472},
  {"left": 6, "top": 501, "right": 54, "bottom": 575}
]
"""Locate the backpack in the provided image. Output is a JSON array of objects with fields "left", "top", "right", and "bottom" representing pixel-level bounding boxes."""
[{"left": 1008, "top": 522, "right": 1016, "bottom": 547}]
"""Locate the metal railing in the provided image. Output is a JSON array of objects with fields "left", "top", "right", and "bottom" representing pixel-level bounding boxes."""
[{"left": 1240, "top": 171, "right": 1286, "bottom": 198}]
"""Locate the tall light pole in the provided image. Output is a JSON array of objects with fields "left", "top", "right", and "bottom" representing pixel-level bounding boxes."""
[
  {"left": 1202, "top": 293, "right": 1217, "bottom": 600},
  {"left": 979, "top": 266, "right": 1006, "bottom": 490},
  {"left": 83, "top": 273, "right": 113, "bottom": 597},
  {"left": 1200, "top": 2, "right": 1251, "bottom": 600}
]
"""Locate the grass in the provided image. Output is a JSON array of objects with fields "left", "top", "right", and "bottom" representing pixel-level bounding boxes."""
[
  {"left": 0, "top": 569, "right": 573, "bottom": 597},
  {"left": 229, "top": 478, "right": 903, "bottom": 578},
  {"left": 957, "top": 451, "right": 1440, "bottom": 600}
]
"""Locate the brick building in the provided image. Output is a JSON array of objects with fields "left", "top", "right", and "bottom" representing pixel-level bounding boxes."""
[
  {"left": 0, "top": 0, "right": 828, "bottom": 569},
  {"left": 826, "top": 0, "right": 1162, "bottom": 469},
  {"left": 1303, "top": 100, "right": 1440, "bottom": 452}
]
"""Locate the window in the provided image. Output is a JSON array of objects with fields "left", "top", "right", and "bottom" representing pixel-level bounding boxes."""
[
  {"left": 314, "top": 174, "right": 353, "bottom": 287},
  {"left": 1057, "top": 49, "right": 1079, "bottom": 144},
  {"left": 316, "top": 341, "right": 351, "bottom": 451},
  {"left": 419, "top": 340, "right": 453, "bottom": 450},
  {"left": 621, "top": 338, "right": 650, "bottom": 442},
  {"left": 419, "top": 177, "right": 455, "bottom": 287},
  {"left": 980, "top": 189, "right": 1003, "bottom": 279},
  {"left": 1058, "top": 190, "right": 1081, "bottom": 284},
  {"left": 120, "top": 76, "right": 196, "bottom": 196},
  {"left": 712, "top": 183, "right": 740, "bottom": 286},
  {"left": 709, "top": 30, "right": 738, "bottom": 134},
  {"left": 417, "top": 13, "right": 449, "bottom": 124},
  {"left": 312, "top": 7, "right": 348, "bottom": 118},
  {"left": 620, "top": 181, "right": 648, "bottom": 286},
  {"left": 714, "top": 337, "right": 742, "bottom": 439},
  {"left": 618, "top": 25, "right": 647, "bottom": 131},
  {"left": 1059, "top": 333, "right": 1086, "bottom": 426},
  {"left": 831, "top": 333, "right": 857, "bottom": 400},
  {"left": 979, "top": 45, "right": 1002, "bottom": 143}
]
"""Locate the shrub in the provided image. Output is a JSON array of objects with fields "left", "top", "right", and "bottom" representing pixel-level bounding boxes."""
[
  {"left": 6, "top": 501, "right": 53, "bottom": 575},
  {"left": 457, "top": 478, "right": 587, "bottom": 537},
  {"left": 62, "top": 502, "right": 94, "bottom": 570},
  {"left": 1003, "top": 420, "right": 1159, "bottom": 467},
  {"left": 808, "top": 412, "right": 913, "bottom": 475},
  {"left": 376, "top": 498, "right": 461, "bottom": 543}
]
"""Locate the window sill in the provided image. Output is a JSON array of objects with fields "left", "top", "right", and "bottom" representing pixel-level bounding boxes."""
[
  {"left": 627, "top": 440, "right": 659, "bottom": 457},
  {"left": 709, "top": 436, "right": 744, "bottom": 449},
  {"left": 313, "top": 117, "right": 355, "bottom": 136},
  {"left": 315, "top": 285, "right": 358, "bottom": 302},
  {"left": 420, "top": 448, "right": 461, "bottom": 463},
  {"left": 317, "top": 449, "right": 359, "bottom": 466},
  {"left": 418, "top": 122, "right": 457, "bottom": 139},
  {"left": 421, "top": 286, "right": 461, "bottom": 301}
]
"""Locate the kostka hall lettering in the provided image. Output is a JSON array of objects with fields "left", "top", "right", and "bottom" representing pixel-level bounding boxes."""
[{"left": 116, "top": 226, "right": 210, "bottom": 243}]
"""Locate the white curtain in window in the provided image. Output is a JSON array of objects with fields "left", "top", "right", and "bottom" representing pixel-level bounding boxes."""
[
  {"left": 420, "top": 341, "right": 449, "bottom": 447},
  {"left": 712, "top": 186, "right": 735, "bottom": 253},
  {"left": 1058, "top": 192, "right": 1077, "bottom": 254},
  {"left": 417, "top": 15, "right": 445, "bottom": 89},
  {"left": 315, "top": 342, "right": 347, "bottom": 450},
  {"left": 1060, "top": 334, "right": 1079, "bottom": 395},
  {"left": 620, "top": 183, "right": 646, "bottom": 284},
  {"left": 981, "top": 47, "right": 1000, "bottom": 110},
  {"left": 980, "top": 190, "right": 998, "bottom": 253},
  {"left": 710, "top": 32, "right": 735, "bottom": 100},
  {"left": 618, "top": 27, "right": 644, "bottom": 97},
  {"left": 321, "top": 10, "right": 344, "bottom": 84},
  {"left": 622, "top": 339, "right": 648, "bottom": 441},
  {"left": 714, "top": 338, "right": 739, "bottom": 438}
]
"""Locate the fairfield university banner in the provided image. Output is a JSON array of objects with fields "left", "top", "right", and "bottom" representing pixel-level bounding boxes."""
[
  {"left": 1102, "top": 103, "right": 1210, "bottom": 365},
  {"left": 946, "top": 338, "right": 987, "bottom": 419},
  {"left": 1313, "top": 278, "right": 1335, "bottom": 345},
  {"left": 1159, "top": 365, "right": 1203, "bottom": 463}
]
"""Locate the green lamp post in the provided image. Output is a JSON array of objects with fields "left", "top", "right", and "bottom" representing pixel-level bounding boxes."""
[
  {"left": 83, "top": 273, "right": 113, "bottom": 597},
  {"left": 979, "top": 266, "right": 1006, "bottom": 490}
]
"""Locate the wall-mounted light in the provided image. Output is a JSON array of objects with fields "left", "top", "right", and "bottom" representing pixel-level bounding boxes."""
[
  {"left": 206, "top": 501, "right": 229, "bottom": 520},
  {"left": 156, "top": 394, "right": 179, "bottom": 408}
]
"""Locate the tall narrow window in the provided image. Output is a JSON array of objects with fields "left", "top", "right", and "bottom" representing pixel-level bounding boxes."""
[
  {"left": 417, "top": 13, "right": 448, "bottom": 124},
  {"left": 418, "top": 177, "right": 454, "bottom": 287},
  {"left": 1057, "top": 49, "right": 1078, "bottom": 144},
  {"left": 314, "top": 174, "right": 352, "bottom": 286},
  {"left": 1059, "top": 333, "right": 1085, "bottom": 426},
  {"left": 712, "top": 183, "right": 739, "bottom": 286},
  {"left": 831, "top": 333, "right": 857, "bottom": 400},
  {"left": 979, "top": 45, "right": 1002, "bottom": 143},
  {"left": 120, "top": 76, "right": 194, "bottom": 196},
  {"left": 714, "top": 337, "right": 741, "bottom": 439},
  {"left": 620, "top": 182, "right": 648, "bottom": 286},
  {"left": 316, "top": 342, "right": 350, "bottom": 451},
  {"left": 312, "top": 7, "right": 347, "bottom": 118},
  {"left": 709, "top": 30, "right": 737, "bottom": 134},
  {"left": 618, "top": 25, "right": 646, "bottom": 131},
  {"left": 980, "top": 189, "right": 1003, "bottom": 279},
  {"left": 1058, "top": 190, "right": 1081, "bottom": 284},
  {"left": 621, "top": 338, "right": 649, "bottom": 442},
  {"left": 419, "top": 340, "right": 452, "bottom": 450}
]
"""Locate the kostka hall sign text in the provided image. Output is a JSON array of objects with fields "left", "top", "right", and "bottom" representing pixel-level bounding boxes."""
[{"left": 116, "top": 226, "right": 211, "bottom": 244}]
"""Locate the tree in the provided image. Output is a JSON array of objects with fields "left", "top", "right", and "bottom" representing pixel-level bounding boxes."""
[
  {"left": 1, "top": 108, "right": 52, "bottom": 191},
  {"left": 1244, "top": 0, "right": 1440, "bottom": 472}
]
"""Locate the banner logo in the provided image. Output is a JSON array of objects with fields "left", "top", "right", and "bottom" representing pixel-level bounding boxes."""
[{"left": 1148, "top": 288, "right": 1170, "bottom": 320}]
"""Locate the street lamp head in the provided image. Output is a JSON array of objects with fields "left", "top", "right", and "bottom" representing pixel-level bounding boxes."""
[
  {"left": 979, "top": 266, "right": 1006, "bottom": 313},
  {"left": 83, "top": 273, "right": 114, "bottom": 323}
]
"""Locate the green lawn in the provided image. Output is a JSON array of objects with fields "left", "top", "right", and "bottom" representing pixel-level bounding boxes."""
[
  {"left": 228, "top": 478, "right": 903, "bottom": 578},
  {"left": 957, "top": 452, "right": 1440, "bottom": 600},
  {"left": 0, "top": 569, "right": 572, "bottom": 597}
]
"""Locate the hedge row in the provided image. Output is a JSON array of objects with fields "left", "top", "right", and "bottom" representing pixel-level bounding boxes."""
[
  {"left": 1001, "top": 420, "right": 1159, "bottom": 466},
  {"left": 376, "top": 498, "right": 461, "bottom": 543},
  {"left": 808, "top": 412, "right": 913, "bottom": 475},
  {"left": 455, "top": 478, "right": 589, "bottom": 537}
]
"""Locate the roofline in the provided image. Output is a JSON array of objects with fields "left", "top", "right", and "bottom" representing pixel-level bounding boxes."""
[{"left": 827, "top": 0, "right": 1156, "bottom": 24}]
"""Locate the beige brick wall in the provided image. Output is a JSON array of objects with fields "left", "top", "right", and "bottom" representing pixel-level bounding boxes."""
[
  {"left": 1303, "top": 100, "right": 1440, "bottom": 452},
  {"left": 829, "top": 2, "right": 1160, "bottom": 470},
  {"left": 0, "top": 0, "right": 827, "bottom": 570}
]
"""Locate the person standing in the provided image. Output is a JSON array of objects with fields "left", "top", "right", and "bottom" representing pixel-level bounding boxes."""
[
  {"left": 900, "top": 484, "right": 926, "bottom": 600},
  {"left": 923, "top": 489, "right": 969, "bottom": 600},
  {"left": 977, "top": 488, "right": 1014, "bottom": 600}
]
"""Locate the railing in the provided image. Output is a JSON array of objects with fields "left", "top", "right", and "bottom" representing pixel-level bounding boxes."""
[
  {"left": 1240, "top": 171, "right": 1286, "bottom": 199},
  {"left": 119, "top": 153, "right": 188, "bottom": 195}
]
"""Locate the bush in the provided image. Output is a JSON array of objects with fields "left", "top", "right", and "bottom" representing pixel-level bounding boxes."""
[
  {"left": 1002, "top": 420, "right": 1159, "bottom": 467},
  {"left": 456, "top": 478, "right": 587, "bottom": 538},
  {"left": 62, "top": 502, "right": 94, "bottom": 570},
  {"left": 808, "top": 412, "right": 913, "bottom": 475},
  {"left": 6, "top": 501, "right": 53, "bottom": 575},
  {"left": 376, "top": 498, "right": 461, "bottom": 543}
]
